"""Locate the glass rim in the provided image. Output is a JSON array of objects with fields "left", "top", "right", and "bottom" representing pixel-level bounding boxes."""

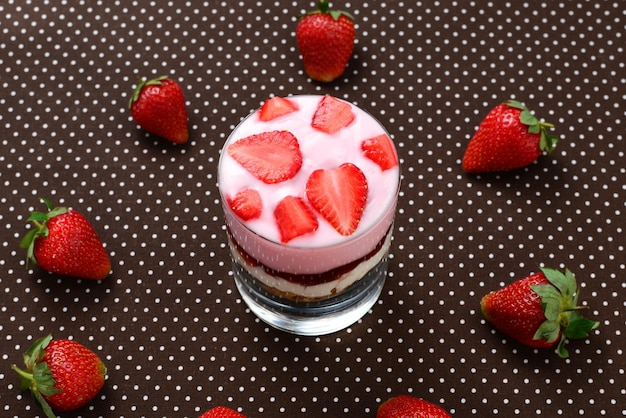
[{"left": 217, "top": 93, "right": 402, "bottom": 250}]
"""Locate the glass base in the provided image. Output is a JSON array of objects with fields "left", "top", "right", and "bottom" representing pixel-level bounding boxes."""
[{"left": 232, "top": 258, "right": 388, "bottom": 336}]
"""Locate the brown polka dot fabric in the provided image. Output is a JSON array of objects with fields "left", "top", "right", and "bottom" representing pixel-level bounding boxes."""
[{"left": 1, "top": 1, "right": 624, "bottom": 417}]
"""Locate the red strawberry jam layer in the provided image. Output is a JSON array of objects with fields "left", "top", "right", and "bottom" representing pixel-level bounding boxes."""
[
  {"left": 219, "top": 95, "right": 400, "bottom": 278},
  {"left": 227, "top": 224, "right": 393, "bottom": 302}
]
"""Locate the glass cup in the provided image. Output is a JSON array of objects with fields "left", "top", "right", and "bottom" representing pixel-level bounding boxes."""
[{"left": 218, "top": 95, "right": 400, "bottom": 336}]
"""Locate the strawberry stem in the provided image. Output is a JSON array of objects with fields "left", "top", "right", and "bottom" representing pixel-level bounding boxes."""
[
  {"left": 562, "top": 305, "right": 590, "bottom": 312},
  {"left": 300, "top": 0, "right": 354, "bottom": 20},
  {"left": 318, "top": 0, "right": 330, "bottom": 13},
  {"left": 11, "top": 364, "right": 34, "bottom": 383}
]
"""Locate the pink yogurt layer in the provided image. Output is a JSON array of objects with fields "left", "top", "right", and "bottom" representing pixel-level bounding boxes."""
[{"left": 218, "top": 95, "right": 400, "bottom": 275}]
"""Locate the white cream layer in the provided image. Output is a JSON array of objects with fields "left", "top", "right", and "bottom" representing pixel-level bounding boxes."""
[{"left": 230, "top": 227, "right": 393, "bottom": 300}]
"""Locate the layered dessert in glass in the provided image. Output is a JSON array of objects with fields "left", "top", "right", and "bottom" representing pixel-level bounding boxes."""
[{"left": 218, "top": 94, "right": 400, "bottom": 335}]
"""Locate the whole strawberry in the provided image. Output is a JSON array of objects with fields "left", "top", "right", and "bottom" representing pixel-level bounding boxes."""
[
  {"left": 462, "top": 99, "right": 559, "bottom": 173},
  {"left": 12, "top": 335, "right": 107, "bottom": 417},
  {"left": 199, "top": 406, "right": 247, "bottom": 418},
  {"left": 377, "top": 395, "right": 451, "bottom": 418},
  {"left": 129, "top": 75, "right": 189, "bottom": 144},
  {"left": 481, "top": 267, "right": 599, "bottom": 358},
  {"left": 20, "top": 198, "right": 111, "bottom": 280},
  {"left": 296, "top": 1, "right": 356, "bottom": 82}
]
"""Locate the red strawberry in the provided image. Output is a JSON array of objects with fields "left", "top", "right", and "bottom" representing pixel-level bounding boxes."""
[
  {"left": 199, "top": 406, "right": 247, "bottom": 418},
  {"left": 361, "top": 134, "right": 399, "bottom": 171},
  {"left": 258, "top": 96, "right": 299, "bottom": 121},
  {"left": 481, "top": 267, "right": 599, "bottom": 358},
  {"left": 20, "top": 198, "right": 111, "bottom": 280},
  {"left": 129, "top": 75, "right": 189, "bottom": 144},
  {"left": 227, "top": 130, "right": 303, "bottom": 184},
  {"left": 296, "top": 1, "right": 356, "bottom": 82},
  {"left": 311, "top": 95, "right": 355, "bottom": 134},
  {"left": 306, "top": 163, "right": 367, "bottom": 236},
  {"left": 377, "top": 395, "right": 451, "bottom": 418},
  {"left": 274, "top": 196, "right": 319, "bottom": 243},
  {"left": 12, "top": 335, "right": 106, "bottom": 417},
  {"left": 462, "top": 99, "right": 559, "bottom": 173},
  {"left": 227, "top": 189, "right": 263, "bottom": 221}
]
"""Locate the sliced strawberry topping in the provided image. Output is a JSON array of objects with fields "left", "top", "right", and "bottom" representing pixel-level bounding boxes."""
[
  {"left": 361, "top": 134, "right": 399, "bottom": 171},
  {"left": 258, "top": 96, "right": 299, "bottom": 121},
  {"left": 305, "top": 163, "right": 368, "bottom": 236},
  {"left": 274, "top": 196, "right": 319, "bottom": 243},
  {"left": 227, "top": 189, "right": 263, "bottom": 221},
  {"left": 227, "top": 130, "right": 303, "bottom": 184},
  {"left": 311, "top": 95, "right": 355, "bottom": 134}
]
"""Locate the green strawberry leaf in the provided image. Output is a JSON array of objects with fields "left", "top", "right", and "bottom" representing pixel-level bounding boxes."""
[
  {"left": 129, "top": 75, "right": 168, "bottom": 108},
  {"left": 530, "top": 278, "right": 576, "bottom": 326},
  {"left": 531, "top": 283, "right": 561, "bottom": 301},
  {"left": 12, "top": 335, "right": 54, "bottom": 391},
  {"left": 563, "top": 268, "right": 578, "bottom": 293},
  {"left": 40, "top": 197, "right": 54, "bottom": 211},
  {"left": 32, "top": 389, "right": 57, "bottom": 418},
  {"left": 533, "top": 318, "right": 560, "bottom": 343},
  {"left": 329, "top": 10, "right": 354, "bottom": 20},
  {"left": 33, "top": 362, "right": 61, "bottom": 397},
  {"left": 46, "top": 206, "right": 68, "bottom": 219},
  {"left": 21, "top": 200, "right": 68, "bottom": 267},
  {"left": 301, "top": 1, "right": 354, "bottom": 21},
  {"left": 531, "top": 283, "right": 562, "bottom": 321},
  {"left": 519, "top": 109, "right": 539, "bottom": 128},
  {"left": 555, "top": 310, "right": 597, "bottom": 359},
  {"left": 533, "top": 266, "right": 599, "bottom": 358},
  {"left": 26, "top": 211, "right": 50, "bottom": 223},
  {"left": 527, "top": 123, "right": 541, "bottom": 135},
  {"left": 543, "top": 300, "right": 562, "bottom": 322},
  {"left": 504, "top": 99, "right": 526, "bottom": 110},
  {"left": 556, "top": 335, "right": 570, "bottom": 359},
  {"left": 504, "top": 99, "right": 559, "bottom": 152},
  {"left": 12, "top": 335, "right": 60, "bottom": 418},
  {"left": 540, "top": 129, "right": 559, "bottom": 153},
  {"left": 35, "top": 197, "right": 67, "bottom": 219},
  {"left": 23, "top": 335, "right": 52, "bottom": 370},
  {"left": 564, "top": 313, "right": 600, "bottom": 339},
  {"left": 540, "top": 267, "right": 576, "bottom": 298},
  {"left": 19, "top": 229, "right": 39, "bottom": 251}
]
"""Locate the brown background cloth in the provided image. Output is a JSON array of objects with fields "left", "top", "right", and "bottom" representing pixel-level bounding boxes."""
[{"left": 1, "top": 1, "right": 624, "bottom": 417}]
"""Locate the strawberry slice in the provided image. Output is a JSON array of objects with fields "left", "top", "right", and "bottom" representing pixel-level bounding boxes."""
[
  {"left": 227, "top": 189, "right": 263, "bottom": 221},
  {"left": 305, "top": 163, "right": 368, "bottom": 236},
  {"left": 361, "top": 134, "right": 399, "bottom": 171},
  {"left": 311, "top": 95, "right": 355, "bottom": 134},
  {"left": 274, "top": 196, "right": 319, "bottom": 243},
  {"left": 258, "top": 96, "right": 299, "bottom": 121},
  {"left": 227, "top": 130, "right": 302, "bottom": 184}
]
